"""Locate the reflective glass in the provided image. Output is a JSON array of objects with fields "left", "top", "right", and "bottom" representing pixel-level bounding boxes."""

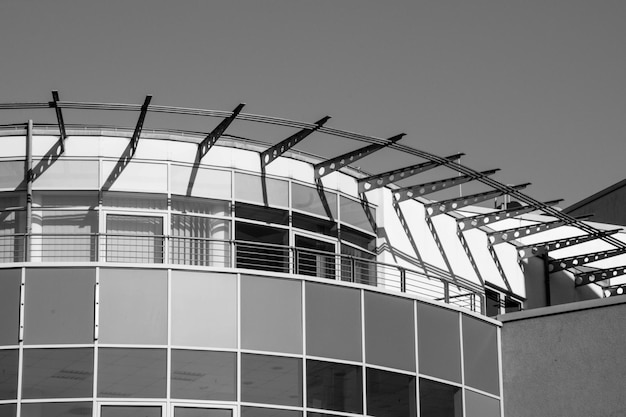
[
  {"left": 307, "top": 360, "right": 362, "bottom": 414},
  {"left": 32, "top": 160, "right": 98, "bottom": 189},
  {"left": 102, "top": 191, "right": 167, "bottom": 210},
  {"left": 235, "top": 224, "right": 289, "bottom": 273},
  {"left": 419, "top": 378, "right": 462, "bottom": 417},
  {"left": 171, "top": 271, "right": 237, "bottom": 348},
  {"left": 97, "top": 348, "right": 166, "bottom": 398},
  {"left": 292, "top": 212, "right": 337, "bottom": 238},
  {"left": 465, "top": 390, "right": 501, "bottom": 417},
  {"left": 241, "top": 354, "right": 302, "bottom": 406},
  {"left": 364, "top": 292, "right": 415, "bottom": 371},
  {"left": 235, "top": 203, "right": 289, "bottom": 225},
  {"left": 101, "top": 405, "right": 162, "bottom": 417},
  {"left": 0, "top": 404, "right": 16, "bottom": 417},
  {"left": 462, "top": 315, "right": 500, "bottom": 395},
  {"left": 22, "top": 348, "right": 94, "bottom": 399},
  {"left": 294, "top": 236, "right": 335, "bottom": 279},
  {"left": 292, "top": 183, "right": 337, "bottom": 219},
  {"left": 241, "top": 276, "right": 302, "bottom": 354},
  {"left": 340, "top": 196, "right": 375, "bottom": 232},
  {"left": 0, "top": 161, "right": 24, "bottom": 190},
  {"left": 305, "top": 282, "right": 361, "bottom": 361},
  {"left": 0, "top": 269, "right": 20, "bottom": 345},
  {"left": 241, "top": 408, "right": 302, "bottom": 417},
  {"left": 0, "top": 350, "right": 18, "bottom": 400},
  {"left": 417, "top": 303, "right": 461, "bottom": 383},
  {"left": 340, "top": 226, "right": 375, "bottom": 252},
  {"left": 99, "top": 268, "right": 167, "bottom": 345},
  {"left": 24, "top": 268, "right": 95, "bottom": 345},
  {"left": 235, "top": 172, "right": 288, "bottom": 208},
  {"left": 175, "top": 407, "right": 232, "bottom": 417},
  {"left": 21, "top": 402, "right": 92, "bottom": 417},
  {"left": 340, "top": 244, "right": 376, "bottom": 286},
  {"left": 102, "top": 160, "right": 167, "bottom": 193},
  {"left": 366, "top": 368, "right": 416, "bottom": 417},
  {"left": 171, "top": 349, "right": 236, "bottom": 400},
  {"left": 170, "top": 165, "right": 231, "bottom": 200},
  {"left": 105, "top": 214, "right": 164, "bottom": 263},
  {"left": 171, "top": 215, "right": 231, "bottom": 267},
  {"left": 171, "top": 195, "right": 229, "bottom": 216}
]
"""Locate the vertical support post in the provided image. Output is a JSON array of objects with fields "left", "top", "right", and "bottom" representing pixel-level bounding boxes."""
[
  {"left": 400, "top": 267, "right": 406, "bottom": 293},
  {"left": 25, "top": 120, "right": 33, "bottom": 262},
  {"left": 542, "top": 253, "right": 552, "bottom": 306}
]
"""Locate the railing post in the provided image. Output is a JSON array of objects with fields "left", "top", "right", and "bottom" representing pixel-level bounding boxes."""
[
  {"left": 444, "top": 281, "right": 450, "bottom": 304},
  {"left": 292, "top": 247, "right": 298, "bottom": 275},
  {"left": 350, "top": 256, "right": 356, "bottom": 283},
  {"left": 400, "top": 267, "right": 406, "bottom": 292}
]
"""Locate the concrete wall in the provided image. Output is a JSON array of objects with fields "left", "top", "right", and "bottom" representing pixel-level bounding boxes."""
[{"left": 499, "top": 297, "right": 626, "bottom": 417}]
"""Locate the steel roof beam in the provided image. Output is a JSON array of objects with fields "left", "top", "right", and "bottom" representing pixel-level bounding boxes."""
[
  {"left": 357, "top": 153, "right": 464, "bottom": 193},
  {"left": 604, "top": 285, "right": 626, "bottom": 297},
  {"left": 548, "top": 246, "right": 626, "bottom": 273},
  {"left": 487, "top": 214, "right": 593, "bottom": 245},
  {"left": 575, "top": 265, "right": 626, "bottom": 287},
  {"left": 198, "top": 103, "right": 245, "bottom": 159},
  {"left": 517, "top": 229, "right": 621, "bottom": 259},
  {"left": 50, "top": 91, "right": 67, "bottom": 154},
  {"left": 394, "top": 169, "right": 499, "bottom": 203},
  {"left": 458, "top": 199, "right": 563, "bottom": 231},
  {"left": 425, "top": 183, "right": 530, "bottom": 217},
  {"left": 261, "top": 116, "right": 330, "bottom": 168},
  {"left": 314, "top": 134, "right": 404, "bottom": 179}
]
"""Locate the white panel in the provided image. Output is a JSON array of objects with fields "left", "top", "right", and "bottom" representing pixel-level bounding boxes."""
[
  {"left": 431, "top": 214, "right": 480, "bottom": 283},
  {"left": 102, "top": 160, "right": 167, "bottom": 193},
  {"left": 230, "top": 148, "right": 260, "bottom": 172},
  {"left": 99, "top": 136, "right": 131, "bottom": 158},
  {"left": 31, "top": 136, "right": 59, "bottom": 157},
  {"left": 33, "top": 159, "right": 99, "bottom": 189},
  {"left": 200, "top": 145, "right": 234, "bottom": 168},
  {"left": 337, "top": 172, "right": 358, "bottom": 196},
  {"left": 63, "top": 136, "right": 101, "bottom": 157},
  {"left": 494, "top": 242, "right": 526, "bottom": 295},
  {"left": 264, "top": 157, "right": 293, "bottom": 178},
  {"left": 0, "top": 136, "right": 25, "bottom": 157},
  {"left": 133, "top": 138, "right": 168, "bottom": 160},
  {"left": 289, "top": 159, "right": 314, "bottom": 183},
  {"left": 170, "top": 164, "right": 231, "bottom": 200},
  {"left": 464, "top": 229, "right": 509, "bottom": 290},
  {"left": 403, "top": 199, "right": 449, "bottom": 272},
  {"left": 167, "top": 140, "right": 197, "bottom": 164}
]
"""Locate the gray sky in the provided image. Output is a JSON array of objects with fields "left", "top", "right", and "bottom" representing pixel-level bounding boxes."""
[{"left": 1, "top": 0, "right": 624, "bottom": 207}]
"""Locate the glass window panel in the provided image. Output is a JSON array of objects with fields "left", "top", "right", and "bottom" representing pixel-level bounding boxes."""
[
  {"left": 99, "top": 268, "right": 167, "bottom": 344},
  {"left": 37, "top": 191, "right": 98, "bottom": 208},
  {"left": 35, "top": 209, "right": 98, "bottom": 261},
  {"left": 102, "top": 160, "right": 167, "bottom": 193},
  {"left": 22, "top": 348, "right": 94, "bottom": 399},
  {"left": 366, "top": 368, "right": 416, "bottom": 417},
  {"left": 419, "top": 378, "right": 462, "bottom": 417},
  {"left": 0, "top": 350, "right": 18, "bottom": 400},
  {"left": 170, "top": 165, "right": 231, "bottom": 200},
  {"left": 102, "top": 191, "right": 167, "bottom": 210},
  {"left": 307, "top": 360, "right": 362, "bottom": 414},
  {"left": 340, "top": 196, "right": 375, "bottom": 232},
  {"left": 417, "top": 303, "right": 461, "bottom": 383},
  {"left": 235, "top": 203, "right": 288, "bottom": 225},
  {"left": 0, "top": 161, "right": 24, "bottom": 190},
  {"left": 0, "top": 404, "right": 16, "bottom": 417},
  {"left": 32, "top": 160, "right": 99, "bottom": 189},
  {"left": 340, "top": 244, "right": 376, "bottom": 286},
  {"left": 97, "top": 348, "right": 166, "bottom": 398},
  {"left": 235, "top": 224, "right": 289, "bottom": 273},
  {"left": 175, "top": 407, "right": 232, "bottom": 417},
  {"left": 241, "top": 354, "right": 302, "bottom": 407},
  {"left": 292, "top": 212, "right": 337, "bottom": 238},
  {"left": 292, "top": 183, "right": 337, "bottom": 219},
  {"left": 462, "top": 315, "right": 500, "bottom": 395},
  {"left": 241, "top": 276, "right": 302, "bottom": 354},
  {"left": 24, "top": 268, "right": 95, "bottom": 345},
  {"left": 465, "top": 390, "right": 501, "bottom": 417},
  {"left": 171, "top": 215, "right": 231, "bottom": 267},
  {"left": 171, "top": 195, "right": 229, "bottom": 216},
  {"left": 171, "top": 271, "right": 237, "bottom": 348},
  {"left": 364, "top": 292, "right": 415, "bottom": 371},
  {"left": 242, "top": 408, "right": 302, "bottom": 417},
  {"left": 294, "top": 236, "right": 336, "bottom": 279},
  {"left": 101, "top": 406, "right": 162, "bottom": 417},
  {"left": 105, "top": 214, "right": 164, "bottom": 263},
  {"left": 0, "top": 210, "right": 25, "bottom": 262},
  {"left": 307, "top": 413, "right": 342, "bottom": 417},
  {"left": 340, "top": 226, "right": 375, "bottom": 252},
  {"left": 21, "top": 402, "right": 92, "bottom": 417},
  {"left": 485, "top": 289, "right": 500, "bottom": 317},
  {"left": 0, "top": 269, "right": 20, "bottom": 345},
  {"left": 235, "top": 173, "right": 288, "bottom": 208},
  {"left": 171, "top": 349, "right": 236, "bottom": 401},
  {"left": 305, "top": 282, "right": 361, "bottom": 361}
]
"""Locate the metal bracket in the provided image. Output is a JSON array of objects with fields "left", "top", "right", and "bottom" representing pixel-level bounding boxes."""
[
  {"left": 517, "top": 229, "right": 621, "bottom": 259},
  {"left": 394, "top": 169, "right": 499, "bottom": 203},
  {"left": 548, "top": 246, "right": 626, "bottom": 273},
  {"left": 391, "top": 196, "right": 427, "bottom": 276},
  {"left": 425, "top": 183, "right": 530, "bottom": 217},
  {"left": 458, "top": 199, "right": 562, "bottom": 231},
  {"left": 314, "top": 134, "right": 404, "bottom": 179},
  {"left": 198, "top": 103, "right": 245, "bottom": 159},
  {"left": 575, "top": 265, "right": 626, "bottom": 286},
  {"left": 50, "top": 90, "right": 67, "bottom": 154},
  {"left": 261, "top": 116, "right": 330, "bottom": 168},
  {"left": 357, "top": 152, "right": 464, "bottom": 193},
  {"left": 487, "top": 215, "right": 592, "bottom": 245},
  {"left": 604, "top": 285, "right": 626, "bottom": 297}
]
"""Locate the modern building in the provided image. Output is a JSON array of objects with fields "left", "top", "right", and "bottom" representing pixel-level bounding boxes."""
[{"left": 0, "top": 93, "right": 624, "bottom": 417}]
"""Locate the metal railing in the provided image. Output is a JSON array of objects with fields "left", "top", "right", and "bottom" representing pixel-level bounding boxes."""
[{"left": 1, "top": 233, "right": 483, "bottom": 313}]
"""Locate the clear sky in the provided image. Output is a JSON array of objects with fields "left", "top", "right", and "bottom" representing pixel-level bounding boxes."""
[{"left": 1, "top": 0, "right": 624, "bottom": 208}]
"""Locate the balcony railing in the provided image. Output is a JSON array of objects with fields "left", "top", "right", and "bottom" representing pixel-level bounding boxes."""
[{"left": 0, "top": 233, "right": 483, "bottom": 313}]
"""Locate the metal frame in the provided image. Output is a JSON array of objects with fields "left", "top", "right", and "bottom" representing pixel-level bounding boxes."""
[
  {"left": 198, "top": 103, "right": 245, "bottom": 159},
  {"left": 425, "top": 183, "right": 530, "bottom": 217},
  {"left": 517, "top": 229, "right": 621, "bottom": 259},
  {"left": 50, "top": 90, "right": 67, "bottom": 153},
  {"left": 575, "top": 265, "right": 626, "bottom": 286},
  {"left": 487, "top": 215, "right": 592, "bottom": 246},
  {"left": 548, "top": 246, "right": 626, "bottom": 273},
  {"left": 394, "top": 169, "right": 500, "bottom": 203},
  {"left": 458, "top": 199, "right": 562, "bottom": 232}
]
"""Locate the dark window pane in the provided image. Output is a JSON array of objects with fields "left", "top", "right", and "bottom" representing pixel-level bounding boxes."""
[
  {"left": 419, "top": 378, "right": 462, "bottom": 417},
  {"left": 364, "top": 292, "right": 415, "bottom": 371},
  {"left": 485, "top": 289, "right": 500, "bottom": 317},
  {"left": 21, "top": 402, "right": 92, "bottom": 417},
  {"left": 340, "top": 196, "right": 375, "bottom": 232},
  {"left": 97, "top": 348, "right": 166, "bottom": 398},
  {"left": 294, "top": 235, "right": 336, "bottom": 279},
  {"left": 340, "top": 244, "right": 376, "bottom": 286},
  {"left": 305, "top": 282, "right": 362, "bottom": 362},
  {"left": 307, "top": 413, "right": 342, "bottom": 417},
  {"left": 465, "top": 390, "right": 501, "bottom": 417},
  {"left": 0, "top": 404, "right": 16, "bottom": 417},
  {"left": 462, "top": 316, "right": 500, "bottom": 395},
  {"left": 99, "top": 268, "right": 167, "bottom": 345},
  {"left": 171, "top": 349, "right": 236, "bottom": 401},
  {"left": 241, "top": 407, "right": 302, "bottom": 417},
  {"left": 0, "top": 350, "right": 18, "bottom": 400},
  {"left": 241, "top": 276, "right": 302, "bottom": 354},
  {"left": 22, "top": 348, "right": 94, "bottom": 399},
  {"left": 292, "top": 183, "right": 337, "bottom": 219},
  {"left": 340, "top": 226, "right": 375, "bottom": 252},
  {"left": 235, "top": 223, "right": 289, "bottom": 273},
  {"left": 101, "top": 406, "right": 162, "bottom": 417},
  {"left": 241, "top": 354, "right": 302, "bottom": 407},
  {"left": 417, "top": 303, "right": 461, "bottom": 383},
  {"left": 367, "top": 368, "right": 416, "bottom": 417},
  {"left": 24, "top": 268, "right": 95, "bottom": 345},
  {"left": 292, "top": 213, "right": 337, "bottom": 238},
  {"left": 175, "top": 407, "right": 232, "bottom": 417},
  {"left": 0, "top": 269, "right": 20, "bottom": 345},
  {"left": 504, "top": 296, "right": 521, "bottom": 313},
  {"left": 235, "top": 202, "right": 288, "bottom": 225},
  {"left": 307, "top": 360, "right": 362, "bottom": 414}
]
